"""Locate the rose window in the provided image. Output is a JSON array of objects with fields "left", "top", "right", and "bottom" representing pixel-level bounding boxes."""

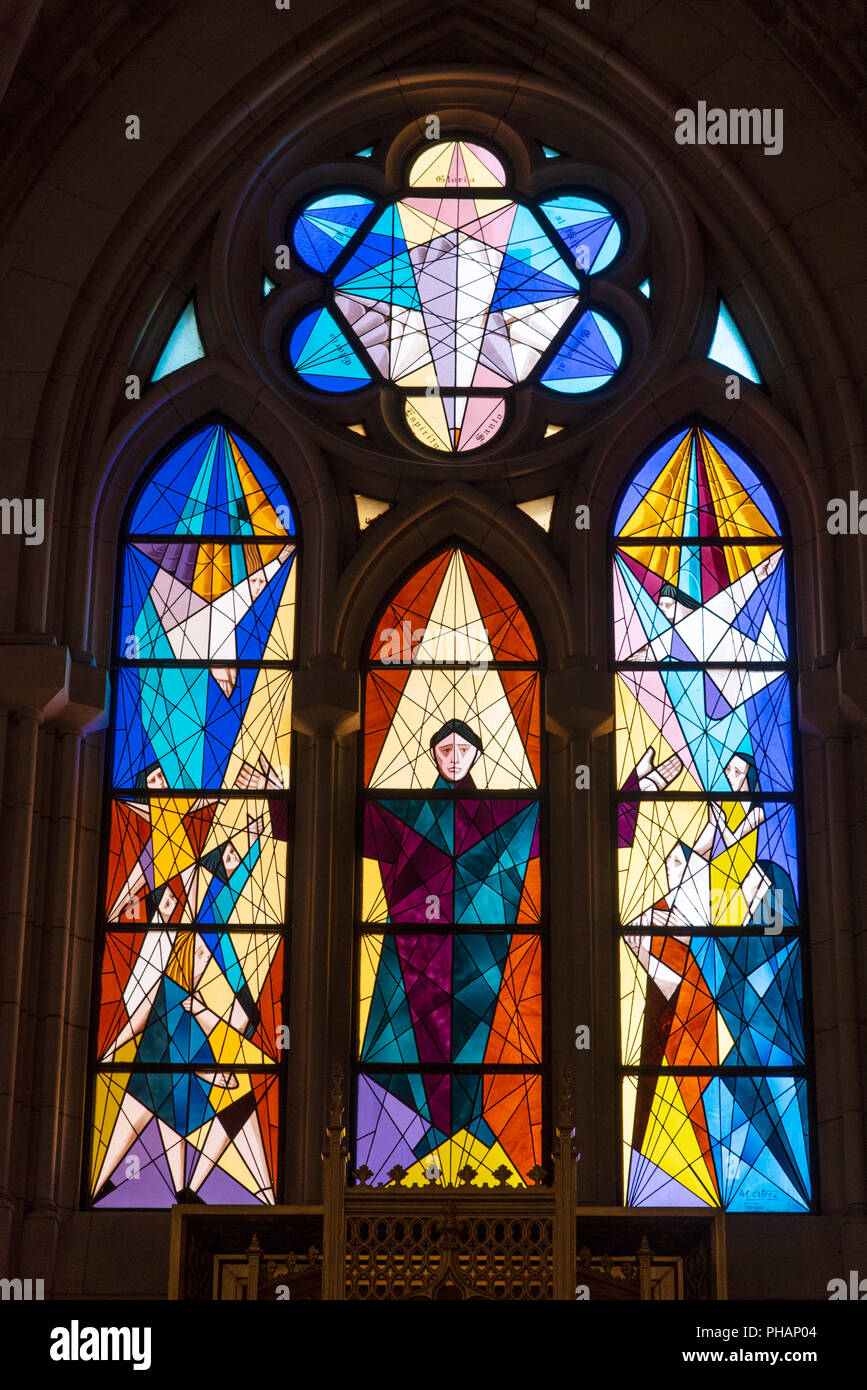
[{"left": 285, "top": 139, "right": 625, "bottom": 453}]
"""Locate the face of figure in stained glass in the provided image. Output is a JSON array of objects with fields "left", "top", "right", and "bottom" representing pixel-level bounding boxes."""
[
  {"left": 658, "top": 584, "right": 698, "bottom": 623},
  {"left": 192, "top": 935, "right": 211, "bottom": 984},
  {"left": 145, "top": 764, "right": 169, "bottom": 790},
  {"left": 221, "top": 842, "right": 242, "bottom": 876},
  {"left": 725, "top": 753, "right": 754, "bottom": 794},
  {"left": 429, "top": 720, "right": 483, "bottom": 783},
  {"left": 249, "top": 568, "right": 268, "bottom": 599},
  {"left": 658, "top": 592, "right": 675, "bottom": 622},
  {"left": 665, "top": 842, "right": 691, "bottom": 887}
]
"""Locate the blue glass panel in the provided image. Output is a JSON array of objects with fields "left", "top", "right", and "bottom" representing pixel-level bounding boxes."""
[
  {"left": 624, "top": 1074, "right": 810, "bottom": 1211},
  {"left": 622, "top": 935, "right": 804, "bottom": 1070},
  {"left": 612, "top": 427, "right": 781, "bottom": 536},
  {"left": 128, "top": 425, "right": 294, "bottom": 537},
  {"left": 537, "top": 195, "right": 622, "bottom": 273},
  {"left": 151, "top": 300, "right": 206, "bottom": 381},
  {"left": 540, "top": 309, "right": 622, "bottom": 393},
  {"left": 359, "top": 932, "right": 540, "bottom": 1066},
  {"left": 117, "top": 541, "right": 295, "bottom": 662},
  {"left": 708, "top": 301, "right": 761, "bottom": 383},
  {"left": 292, "top": 193, "right": 375, "bottom": 273},
  {"left": 113, "top": 665, "right": 293, "bottom": 791},
  {"left": 288, "top": 306, "right": 373, "bottom": 391}
]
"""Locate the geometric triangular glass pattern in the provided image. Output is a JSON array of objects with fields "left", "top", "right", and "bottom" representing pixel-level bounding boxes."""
[
  {"left": 539, "top": 309, "right": 623, "bottom": 394},
  {"left": 285, "top": 139, "right": 626, "bottom": 453},
  {"left": 292, "top": 193, "right": 376, "bottom": 274},
  {"left": 151, "top": 298, "right": 206, "bottom": 382},
  {"left": 88, "top": 423, "right": 295, "bottom": 1208},
  {"left": 356, "top": 548, "right": 544, "bottom": 1185},
  {"left": 613, "top": 423, "right": 810, "bottom": 1210},
  {"left": 708, "top": 300, "right": 761, "bottom": 384},
  {"left": 536, "top": 195, "right": 621, "bottom": 273},
  {"left": 288, "top": 307, "right": 373, "bottom": 393}
]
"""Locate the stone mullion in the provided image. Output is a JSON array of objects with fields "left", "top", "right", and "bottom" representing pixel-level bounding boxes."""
[
  {"left": 546, "top": 658, "right": 614, "bottom": 1204},
  {"left": 290, "top": 655, "right": 360, "bottom": 1202},
  {"left": 824, "top": 733, "right": 867, "bottom": 1252},
  {"left": 0, "top": 709, "right": 43, "bottom": 1261}
]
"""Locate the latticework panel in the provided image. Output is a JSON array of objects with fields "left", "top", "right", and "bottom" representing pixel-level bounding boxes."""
[{"left": 345, "top": 1213, "right": 553, "bottom": 1299}]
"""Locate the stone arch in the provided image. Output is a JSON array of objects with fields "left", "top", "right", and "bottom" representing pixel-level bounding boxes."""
[
  {"left": 14, "top": 0, "right": 861, "bottom": 611},
  {"left": 0, "top": 0, "right": 862, "bottom": 1293},
  {"left": 332, "top": 484, "right": 574, "bottom": 675}
]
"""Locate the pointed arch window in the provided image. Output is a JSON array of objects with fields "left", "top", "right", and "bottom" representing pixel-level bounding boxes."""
[
  {"left": 88, "top": 423, "right": 296, "bottom": 1207},
  {"left": 612, "top": 423, "right": 811, "bottom": 1212},
  {"left": 354, "top": 546, "right": 545, "bottom": 1185}
]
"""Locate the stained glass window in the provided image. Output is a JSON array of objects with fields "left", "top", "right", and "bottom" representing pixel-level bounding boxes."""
[
  {"left": 150, "top": 299, "right": 206, "bottom": 382},
  {"left": 88, "top": 423, "right": 296, "bottom": 1207},
  {"left": 285, "top": 138, "right": 625, "bottom": 453},
  {"left": 355, "top": 547, "right": 545, "bottom": 1185},
  {"left": 708, "top": 300, "right": 761, "bottom": 384},
  {"left": 613, "top": 423, "right": 811, "bottom": 1211}
]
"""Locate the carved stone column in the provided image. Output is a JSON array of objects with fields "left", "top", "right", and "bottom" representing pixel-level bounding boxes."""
[
  {"left": 553, "top": 1065, "right": 578, "bottom": 1299},
  {"left": 546, "top": 658, "right": 614, "bottom": 1206},
  {"left": 0, "top": 639, "right": 70, "bottom": 1264},
  {"left": 322, "top": 1066, "right": 347, "bottom": 1300},
  {"left": 20, "top": 658, "right": 108, "bottom": 1286},
  {"left": 289, "top": 654, "right": 359, "bottom": 1203}
]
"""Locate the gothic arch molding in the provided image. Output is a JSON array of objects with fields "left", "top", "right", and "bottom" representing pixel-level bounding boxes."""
[
  {"left": 11, "top": 3, "right": 862, "bottom": 668},
  {"left": 10, "top": 0, "right": 864, "bottom": 532},
  {"left": 331, "top": 486, "right": 574, "bottom": 675}
]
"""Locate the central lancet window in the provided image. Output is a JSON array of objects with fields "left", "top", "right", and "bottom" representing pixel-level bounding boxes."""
[{"left": 354, "top": 546, "right": 545, "bottom": 1185}]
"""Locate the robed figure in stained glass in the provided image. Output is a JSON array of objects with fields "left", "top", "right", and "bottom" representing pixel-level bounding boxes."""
[{"left": 356, "top": 548, "right": 544, "bottom": 1187}]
